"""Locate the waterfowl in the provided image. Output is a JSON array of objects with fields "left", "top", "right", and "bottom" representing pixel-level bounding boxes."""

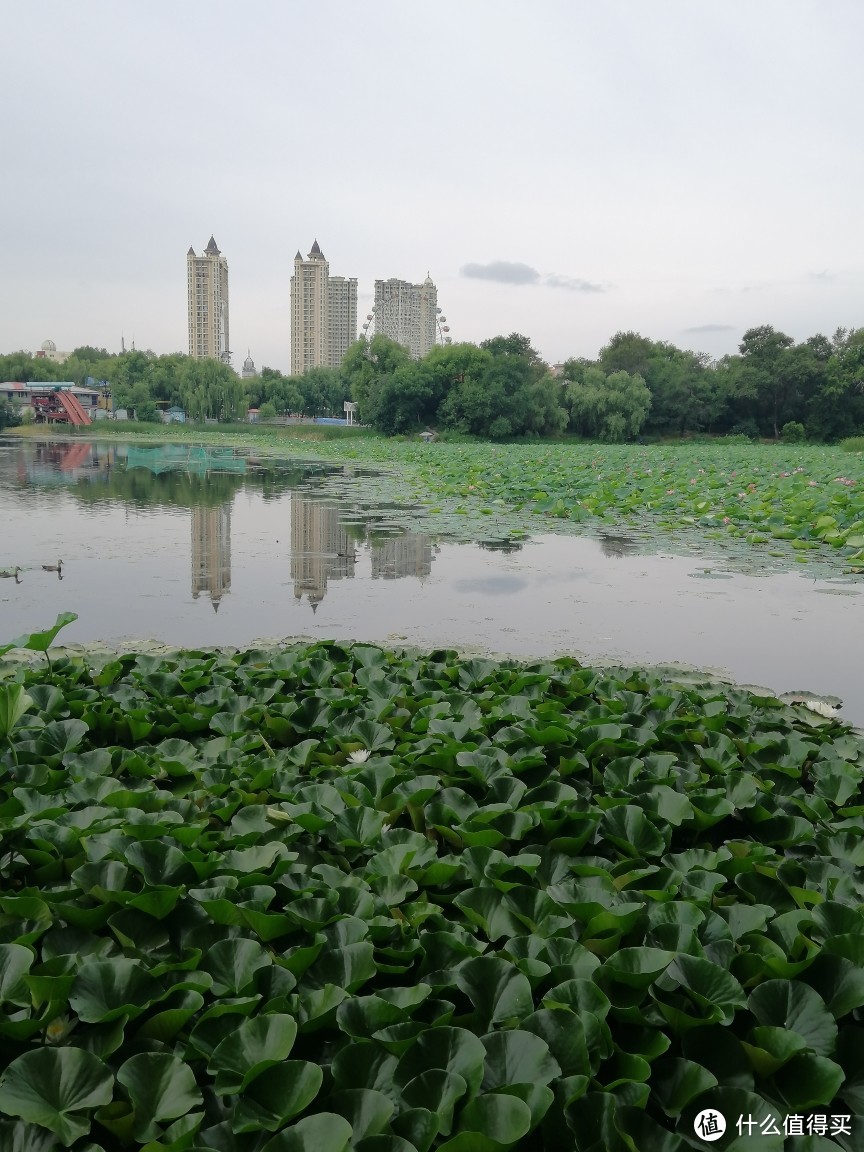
[
  {"left": 0, "top": 566, "right": 21, "bottom": 581},
  {"left": 42, "top": 559, "right": 63, "bottom": 573}
]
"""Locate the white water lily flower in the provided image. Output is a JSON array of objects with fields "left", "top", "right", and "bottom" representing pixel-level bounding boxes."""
[
  {"left": 348, "top": 749, "right": 371, "bottom": 763},
  {"left": 803, "top": 700, "right": 839, "bottom": 719},
  {"left": 266, "top": 806, "right": 292, "bottom": 823}
]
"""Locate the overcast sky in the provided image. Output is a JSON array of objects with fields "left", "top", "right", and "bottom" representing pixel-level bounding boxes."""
[{"left": 2, "top": 1, "right": 862, "bottom": 370}]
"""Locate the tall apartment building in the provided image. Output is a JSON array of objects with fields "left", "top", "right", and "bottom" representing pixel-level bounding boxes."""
[
  {"left": 290, "top": 241, "right": 358, "bottom": 374},
  {"left": 372, "top": 274, "right": 438, "bottom": 360},
  {"left": 187, "top": 236, "right": 230, "bottom": 362},
  {"left": 290, "top": 241, "right": 329, "bottom": 375},
  {"left": 328, "top": 276, "right": 358, "bottom": 368}
]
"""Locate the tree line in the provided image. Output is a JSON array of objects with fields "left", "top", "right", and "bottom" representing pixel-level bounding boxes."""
[{"left": 2, "top": 322, "right": 863, "bottom": 441}]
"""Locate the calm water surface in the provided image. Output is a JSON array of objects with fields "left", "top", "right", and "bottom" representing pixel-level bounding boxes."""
[{"left": 2, "top": 438, "right": 861, "bottom": 723}]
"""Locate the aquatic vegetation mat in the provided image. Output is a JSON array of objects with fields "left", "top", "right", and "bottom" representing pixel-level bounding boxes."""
[
  {"left": 309, "top": 441, "right": 864, "bottom": 580},
  {"left": 1, "top": 619, "right": 864, "bottom": 1150}
]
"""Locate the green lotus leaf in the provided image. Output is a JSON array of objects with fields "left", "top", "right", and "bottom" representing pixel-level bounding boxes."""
[
  {"left": 116, "top": 1053, "right": 202, "bottom": 1140},
  {"left": 0, "top": 1120, "right": 61, "bottom": 1152},
  {"left": 661, "top": 954, "right": 747, "bottom": 1023},
  {"left": 650, "top": 1056, "right": 718, "bottom": 1116},
  {"left": 600, "top": 948, "right": 676, "bottom": 988},
  {"left": 521, "top": 1009, "right": 592, "bottom": 1078},
  {"left": 600, "top": 805, "right": 667, "bottom": 858},
  {"left": 68, "top": 959, "right": 163, "bottom": 1022},
  {"left": 353, "top": 1137, "right": 419, "bottom": 1152},
  {"left": 201, "top": 937, "right": 272, "bottom": 996},
  {"left": 3, "top": 612, "right": 77, "bottom": 657},
  {"left": 402, "top": 1070, "right": 468, "bottom": 1137},
  {"left": 208, "top": 1012, "right": 298, "bottom": 1093},
  {"left": 741, "top": 1025, "right": 808, "bottom": 1076},
  {"left": 260, "top": 1112, "right": 353, "bottom": 1152},
  {"left": 0, "top": 943, "right": 34, "bottom": 1007},
  {"left": 390, "top": 1107, "right": 439, "bottom": 1152},
  {"left": 769, "top": 1052, "right": 845, "bottom": 1111},
  {"left": 332, "top": 1041, "right": 399, "bottom": 1093},
  {"left": 453, "top": 955, "right": 533, "bottom": 1030},
  {"left": 748, "top": 979, "right": 838, "bottom": 1056},
  {"left": 481, "top": 1029, "right": 561, "bottom": 1091},
  {"left": 232, "top": 1060, "right": 323, "bottom": 1134},
  {"left": 456, "top": 1093, "right": 532, "bottom": 1146},
  {"left": 0, "top": 1047, "right": 113, "bottom": 1146},
  {"left": 328, "top": 1088, "right": 394, "bottom": 1141},
  {"left": 0, "top": 685, "right": 34, "bottom": 739},
  {"left": 395, "top": 1027, "right": 487, "bottom": 1097}
]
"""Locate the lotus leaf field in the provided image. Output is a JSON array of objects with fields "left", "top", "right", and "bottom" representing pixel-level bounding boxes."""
[
  {"left": 314, "top": 440, "right": 864, "bottom": 577},
  {"left": 2, "top": 611, "right": 864, "bottom": 1152}
]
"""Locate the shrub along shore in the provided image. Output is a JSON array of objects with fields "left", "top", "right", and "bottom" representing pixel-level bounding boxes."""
[{"left": 0, "top": 618, "right": 863, "bottom": 1149}]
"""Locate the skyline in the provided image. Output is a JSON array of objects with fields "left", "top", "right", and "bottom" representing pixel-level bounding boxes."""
[{"left": 2, "top": 1, "right": 863, "bottom": 371}]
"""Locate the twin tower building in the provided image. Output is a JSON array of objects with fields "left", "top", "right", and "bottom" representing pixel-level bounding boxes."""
[{"left": 186, "top": 237, "right": 441, "bottom": 374}]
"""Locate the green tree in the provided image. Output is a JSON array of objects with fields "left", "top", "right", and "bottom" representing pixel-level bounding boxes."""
[
  {"left": 566, "top": 367, "right": 651, "bottom": 441},
  {"left": 738, "top": 325, "right": 795, "bottom": 438},
  {"left": 815, "top": 328, "right": 864, "bottom": 439},
  {"left": 0, "top": 399, "right": 21, "bottom": 431},
  {"left": 178, "top": 359, "right": 247, "bottom": 422},
  {"left": 599, "top": 331, "right": 656, "bottom": 377},
  {"left": 479, "top": 332, "right": 546, "bottom": 379},
  {"left": 343, "top": 336, "right": 413, "bottom": 425}
]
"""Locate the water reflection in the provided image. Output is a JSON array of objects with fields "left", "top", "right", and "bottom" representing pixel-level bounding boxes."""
[
  {"left": 599, "top": 534, "right": 638, "bottom": 558},
  {"left": 291, "top": 498, "right": 357, "bottom": 611},
  {"left": 192, "top": 505, "right": 232, "bottom": 611},
  {"left": 2, "top": 438, "right": 861, "bottom": 725}
]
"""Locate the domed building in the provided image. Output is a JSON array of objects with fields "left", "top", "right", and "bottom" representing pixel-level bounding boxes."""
[
  {"left": 241, "top": 350, "right": 257, "bottom": 379},
  {"left": 35, "top": 339, "right": 69, "bottom": 364}
]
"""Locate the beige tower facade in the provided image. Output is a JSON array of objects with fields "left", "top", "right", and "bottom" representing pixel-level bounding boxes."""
[
  {"left": 290, "top": 240, "right": 329, "bottom": 376},
  {"left": 328, "top": 276, "right": 358, "bottom": 367},
  {"left": 187, "top": 237, "right": 230, "bottom": 362},
  {"left": 372, "top": 274, "right": 438, "bottom": 360}
]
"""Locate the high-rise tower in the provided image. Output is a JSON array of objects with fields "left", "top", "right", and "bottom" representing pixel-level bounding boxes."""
[
  {"left": 290, "top": 240, "right": 329, "bottom": 376},
  {"left": 187, "top": 237, "right": 230, "bottom": 362},
  {"left": 328, "top": 276, "right": 358, "bottom": 368},
  {"left": 372, "top": 273, "right": 438, "bottom": 360}
]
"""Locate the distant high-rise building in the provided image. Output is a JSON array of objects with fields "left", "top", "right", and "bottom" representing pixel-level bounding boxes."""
[
  {"left": 290, "top": 241, "right": 358, "bottom": 375},
  {"left": 290, "top": 240, "right": 329, "bottom": 376},
  {"left": 187, "top": 237, "right": 230, "bottom": 362},
  {"left": 372, "top": 274, "right": 438, "bottom": 359},
  {"left": 328, "top": 276, "right": 358, "bottom": 368}
]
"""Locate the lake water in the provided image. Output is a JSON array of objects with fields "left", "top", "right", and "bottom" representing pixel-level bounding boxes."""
[{"left": 2, "top": 436, "right": 861, "bottom": 724}]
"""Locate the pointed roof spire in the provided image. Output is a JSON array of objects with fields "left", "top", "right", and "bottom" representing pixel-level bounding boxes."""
[
  {"left": 295, "top": 249, "right": 303, "bottom": 260},
  {"left": 187, "top": 246, "right": 195, "bottom": 256},
  {"left": 205, "top": 235, "right": 220, "bottom": 255},
  {"left": 310, "top": 239, "right": 321, "bottom": 254}
]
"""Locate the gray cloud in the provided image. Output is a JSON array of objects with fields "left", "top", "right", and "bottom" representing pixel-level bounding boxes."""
[
  {"left": 808, "top": 270, "right": 833, "bottom": 283},
  {"left": 461, "top": 261, "right": 540, "bottom": 285},
  {"left": 684, "top": 323, "right": 736, "bottom": 333},
  {"left": 545, "top": 274, "right": 605, "bottom": 293},
  {"left": 461, "top": 262, "right": 605, "bottom": 292}
]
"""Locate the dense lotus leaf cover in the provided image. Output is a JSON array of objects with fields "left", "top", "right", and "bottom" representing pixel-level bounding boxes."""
[
  {"left": 1, "top": 630, "right": 864, "bottom": 1150},
  {"left": 299, "top": 440, "right": 864, "bottom": 579}
]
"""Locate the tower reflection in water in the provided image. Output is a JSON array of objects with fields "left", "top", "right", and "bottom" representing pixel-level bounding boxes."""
[
  {"left": 290, "top": 496, "right": 356, "bottom": 612},
  {"left": 191, "top": 504, "right": 232, "bottom": 612},
  {"left": 290, "top": 494, "right": 435, "bottom": 610}
]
